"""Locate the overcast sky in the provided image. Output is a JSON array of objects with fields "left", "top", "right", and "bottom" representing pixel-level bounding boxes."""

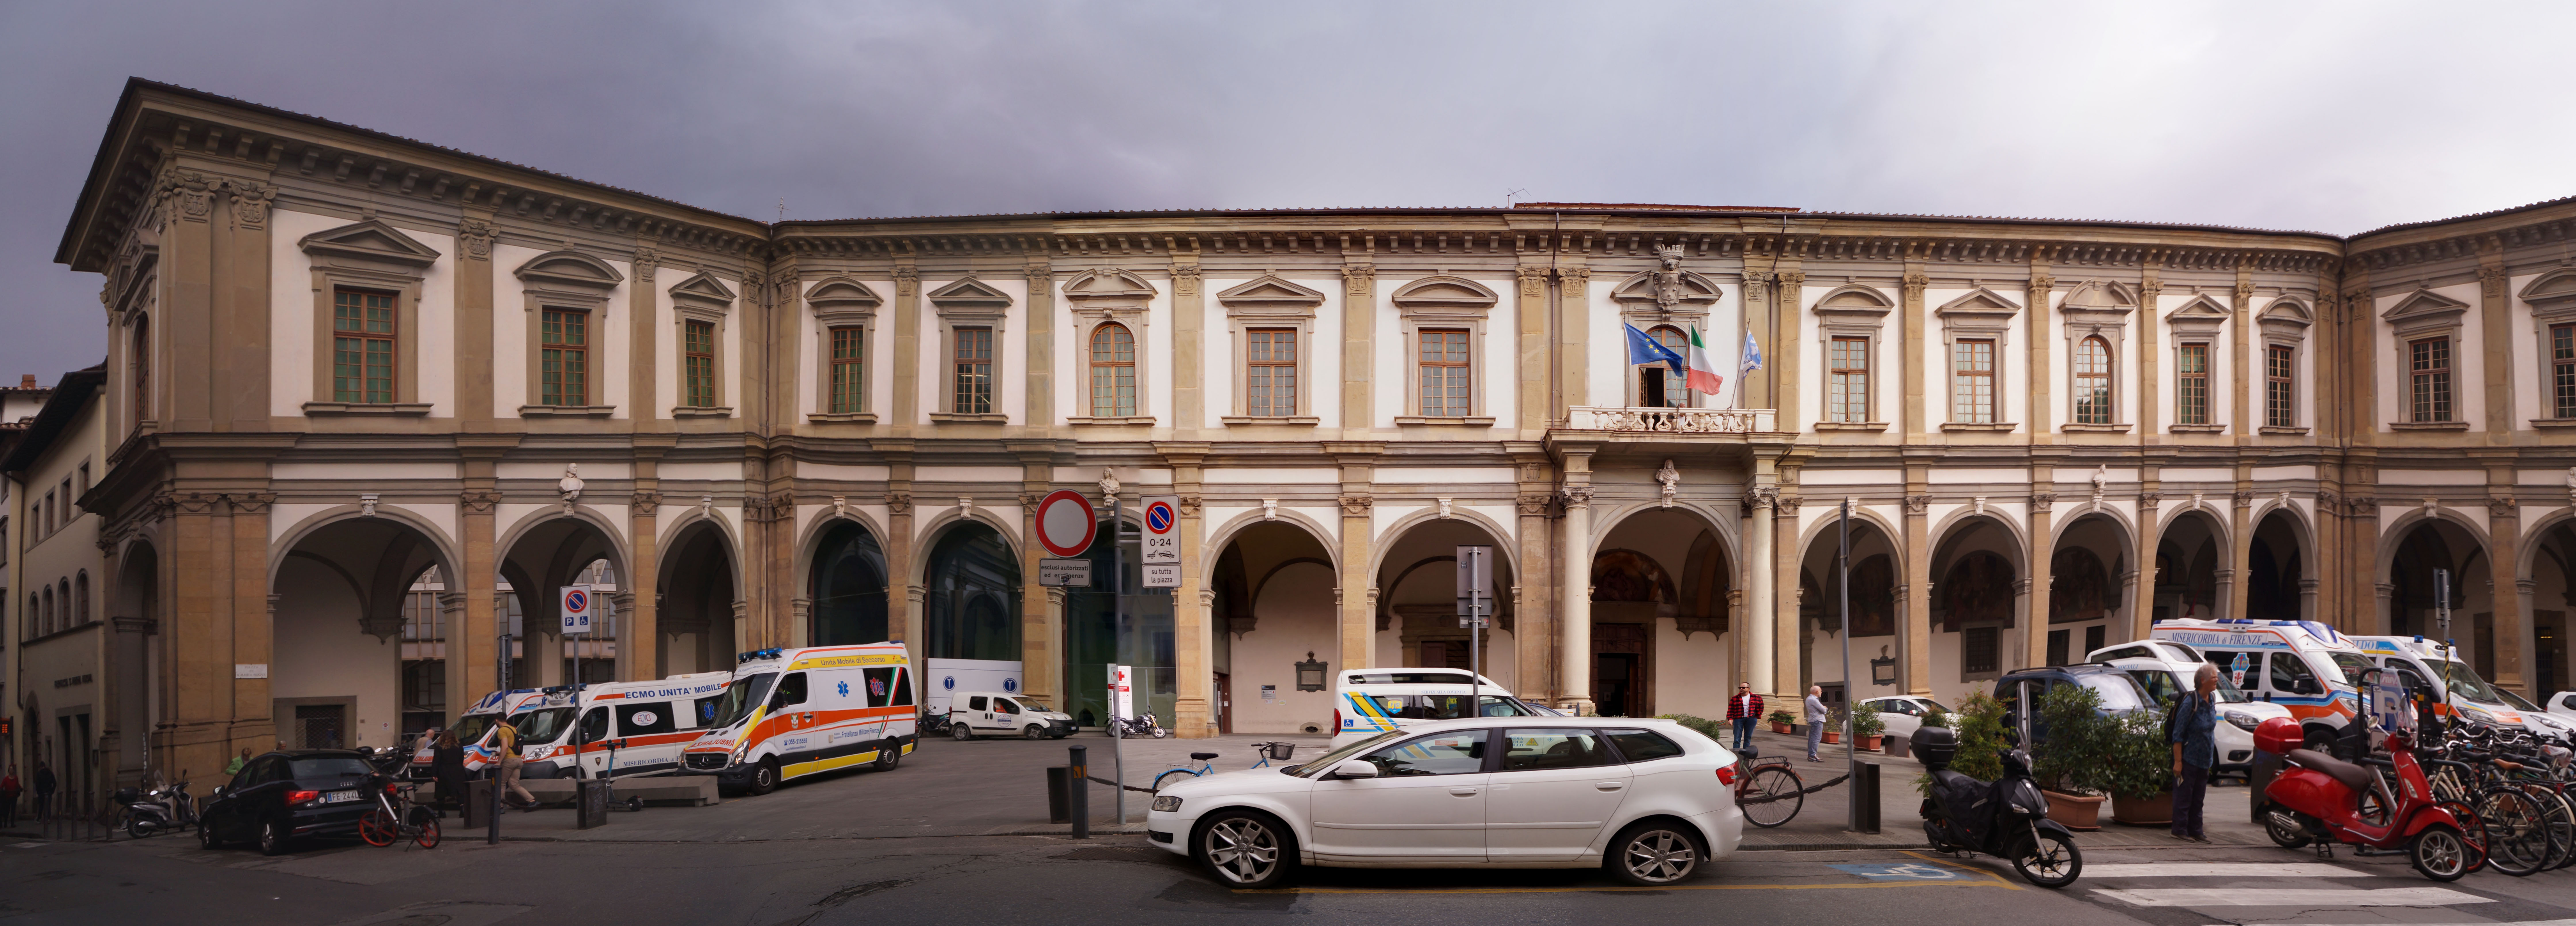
[{"left": 3, "top": 1, "right": 2571, "bottom": 384}]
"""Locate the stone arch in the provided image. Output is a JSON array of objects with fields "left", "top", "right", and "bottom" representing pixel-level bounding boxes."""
[
  {"left": 909, "top": 506, "right": 1024, "bottom": 587},
  {"left": 268, "top": 503, "right": 464, "bottom": 590},
  {"left": 494, "top": 505, "right": 633, "bottom": 584},
  {"left": 1199, "top": 507, "right": 1341, "bottom": 588},
  {"left": 2374, "top": 506, "right": 2492, "bottom": 579},
  {"left": 794, "top": 505, "right": 894, "bottom": 591},
  {"left": 1927, "top": 509, "right": 2030, "bottom": 573},
  {"left": 1591, "top": 499, "right": 1740, "bottom": 563},
  {"left": 656, "top": 504, "right": 748, "bottom": 591},
  {"left": 660, "top": 515, "right": 746, "bottom": 672},
  {"left": 1365, "top": 504, "right": 1521, "bottom": 580}
]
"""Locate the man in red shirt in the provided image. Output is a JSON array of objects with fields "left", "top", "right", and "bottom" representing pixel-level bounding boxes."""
[{"left": 1724, "top": 683, "right": 1764, "bottom": 752}]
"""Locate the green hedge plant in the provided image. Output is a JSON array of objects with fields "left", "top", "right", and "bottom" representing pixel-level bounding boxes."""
[{"left": 1657, "top": 713, "right": 1728, "bottom": 744}]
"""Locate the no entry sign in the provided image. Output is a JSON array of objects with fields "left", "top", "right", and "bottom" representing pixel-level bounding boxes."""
[{"left": 1035, "top": 489, "right": 1099, "bottom": 558}]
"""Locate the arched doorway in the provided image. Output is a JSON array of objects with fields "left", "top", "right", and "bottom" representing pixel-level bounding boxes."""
[
  {"left": 1586, "top": 507, "right": 1732, "bottom": 717},
  {"left": 2155, "top": 511, "right": 2227, "bottom": 623},
  {"left": 807, "top": 520, "right": 887, "bottom": 648},
  {"left": 2528, "top": 520, "right": 2576, "bottom": 697},
  {"left": 2249, "top": 509, "right": 2307, "bottom": 621},
  {"left": 1797, "top": 515, "right": 1895, "bottom": 710},
  {"left": 271, "top": 516, "right": 458, "bottom": 751},
  {"left": 1206, "top": 520, "right": 1336, "bottom": 735},
  {"left": 1929, "top": 516, "right": 2021, "bottom": 704},
  {"left": 1373, "top": 516, "right": 1519, "bottom": 700},
  {"left": 2045, "top": 513, "right": 2130, "bottom": 667},
  {"left": 2388, "top": 518, "right": 2494, "bottom": 676},
  {"left": 497, "top": 515, "right": 626, "bottom": 691},
  {"left": 661, "top": 520, "right": 742, "bottom": 675}
]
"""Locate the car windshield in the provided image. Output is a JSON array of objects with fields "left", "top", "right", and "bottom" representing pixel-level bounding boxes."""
[
  {"left": 2495, "top": 686, "right": 2545, "bottom": 713},
  {"left": 510, "top": 708, "right": 576, "bottom": 744},
  {"left": 1918, "top": 699, "right": 1954, "bottom": 714},
  {"left": 2130, "top": 668, "right": 2249, "bottom": 705},
  {"left": 2437, "top": 661, "right": 2505, "bottom": 703},
  {"left": 2075, "top": 674, "right": 2146, "bottom": 711},
  {"left": 2326, "top": 653, "right": 2372, "bottom": 686},
  {"left": 289, "top": 757, "right": 374, "bottom": 780},
  {"left": 449, "top": 713, "right": 497, "bottom": 747},
  {"left": 708, "top": 673, "right": 777, "bottom": 730},
  {"left": 1289, "top": 729, "right": 1410, "bottom": 778}
]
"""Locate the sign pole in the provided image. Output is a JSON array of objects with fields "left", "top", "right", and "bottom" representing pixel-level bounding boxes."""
[
  {"left": 1110, "top": 489, "right": 1124, "bottom": 829},
  {"left": 1837, "top": 500, "right": 1857, "bottom": 832}
]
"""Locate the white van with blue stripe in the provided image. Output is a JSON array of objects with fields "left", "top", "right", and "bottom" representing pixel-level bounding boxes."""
[{"left": 1329, "top": 669, "right": 1548, "bottom": 747}]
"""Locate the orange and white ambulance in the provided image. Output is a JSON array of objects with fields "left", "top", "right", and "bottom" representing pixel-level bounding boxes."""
[
  {"left": 411, "top": 688, "right": 549, "bottom": 779},
  {"left": 679, "top": 644, "right": 918, "bottom": 795},
  {"left": 511, "top": 671, "right": 735, "bottom": 779},
  {"left": 2150, "top": 618, "right": 2367, "bottom": 748}
]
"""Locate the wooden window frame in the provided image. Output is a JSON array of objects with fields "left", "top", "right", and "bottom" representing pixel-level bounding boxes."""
[
  {"left": 1828, "top": 336, "right": 1870, "bottom": 423},
  {"left": 539, "top": 307, "right": 593, "bottom": 408},
  {"left": 2255, "top": 296, "right": 2312, "bottom": 434},
  {"left": 514, "top": 249, "right": 624, "bottom": 418},
  {"left": 300, "top": 219, "right": 436, "bottom": 416},
  {"left": 1218, "top": 274, "right": 1325, "bottom": 426},
  {"left": 1950, "top": 338, "right": 1998, "bottom": 424},
  {"left": 927, "top": 276, "right": 1013, "bottom": 424},
  {"left": 1417, "top": 328, "right": 1474, "bottom": 418},
  {"left": 2409, "top": 336, "right": 2453, "bottom": 423},
  {"left": 2266, "top": 343, "right": 2297, "bottom": 430},
  {"left": 952, "top": 325, "right": 996, "bottom": 416},
  {"left": 1934, "top": 286, "right": 2018, "bottom": 431},
  {"left": 2072, "top": 335, "right": 2113, "bottom": 426},
  {"left": 332, "top": 287, "right": 400, "bottom": 405},
  {"left": 667, "top": 271, "right": 737, "bottom": 418},
  {"left": 828, "top": 326, "right": 867, "bottom": 415},
  {"left": 804, "top": 276, "right": 882, "bottom": 424},
  {"left": 2555, "top": 324, "right": 2576, "bottom": 421},
  {"left": 1391, "top": 275, "right": 1498, "bottom": 426},
  {"left": 1632, "top": 325, "right": 1690, "bottom": 409},
  {"left": 683, "top": 319, "right": 717, "bottom": 409},
  {"left": 2176, "top": 342, "right": 2212, "bottom": 427},
  {"left": 1245, "top": 328, "right": 1301, "bottom": 418},
  {"left": 1088, "top": 322, "right": 1138, "bottom": 418}
]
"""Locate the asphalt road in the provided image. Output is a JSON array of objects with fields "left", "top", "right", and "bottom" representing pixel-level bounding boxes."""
[{"left": 18, "top": 732, "right": 2576, "bottom": 925}]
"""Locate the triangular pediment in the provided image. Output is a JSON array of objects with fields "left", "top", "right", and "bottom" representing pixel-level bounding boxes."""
[
  {"left": 804, "top": 276, "right": 882, "bottom": 309},
  {"left": 2380, "top": 288, "right": 2469, "bottom": 324},
  {"left": 927, "top": 275, "right": 1014, "bottom": 309},
  {"left": 1061, "top": 267, "right": 1157, "bottom": 304},
  {"left": 2166, "top": 292, "right": 2232, "bottom": 322},
  {"left": 1609, "top": 268, "right": 1722, "bottom": 307},
  {"left": 2058, "top": 280, "right": 2137, "bottom": 312},
  {"left": 1216, "top": 274, "right": 1326, "bottom": 311},
  {"left": 1934, "top": 286, "right": 2021, "bottom": 316},
  {"left": 1390, "top": 275, "right": 1498, "bottom": 311},
  {"left": 668, "top": 271, "right": 737, "bottom": 305},
  {"left": 512, "top": 249, "right": 624, "bottom": 290},
  {"left": 298, "top": 219, "right": 440, "bottom": 269},
  {"left": 2520, "top": 266, "right": 2576, "bottom": 307}
]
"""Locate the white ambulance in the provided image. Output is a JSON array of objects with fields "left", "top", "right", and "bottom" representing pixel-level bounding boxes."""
[
  {"left": 2352, "top": 635, "right": 2573, "bottom": 739},
  {"left": 2149, "top": 618, "right": 2367, "bottom": 748},
  {"left": 680, "top": 644, "right": 918, "bottom": 795},
  {"left": 509, "top": 671, "right": 734, "bottom": 779},
  {"left": 1330, "top": 668, "right": 1546, "bottom": 748},
  {"left": 410, "top": 688, "right": 549, "bottom": 779}
]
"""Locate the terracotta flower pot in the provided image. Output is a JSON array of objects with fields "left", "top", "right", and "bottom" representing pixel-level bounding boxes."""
[
  {"left": 1822, "top": 731, "right": 1841, "bottom": 745},
  {"left": 2042, "top": 790, "right": 2105, "bottom": 831},
  {"left": 1771, "top": 723, "right": 1792, "bottom": 735},
  {"left": 2112, "top": 791, "right": 2174, "bottom": 826},
  {"left": 1859, "top": 735, "right": 1883, "bottom": 752}
]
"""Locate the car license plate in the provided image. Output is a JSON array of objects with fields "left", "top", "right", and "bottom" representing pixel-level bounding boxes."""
[{"left": 323, "top": 790, "right": 360, "bottom": 803}]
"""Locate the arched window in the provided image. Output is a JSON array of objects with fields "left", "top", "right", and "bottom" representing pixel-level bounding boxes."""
[
  {"left": 131, "top": 315, "right": 150, "bottom": 430},
  {"left": 40, "top": 587, "right": 54, "bottom": 636},
  {"left": 59, "top": 579, "right": 73, "bottom": 627},
  {"left": 1636, "top": 325, "right": 1689, "bottom": 407},
  {"left": 1089, "top": 323, "right": 1136, "bottom": 417},
  {"left": 72, "top": 572, "right": 88, "bottom": 627},
  {"left": 809, "top": 521, "right": 888, "bottom": 646},
  {"left": 2073, "top": 336, "right": 2113, "bottom": 425}
]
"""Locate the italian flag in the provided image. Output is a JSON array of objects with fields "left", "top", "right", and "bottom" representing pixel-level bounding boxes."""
[{"left": 1685, "top": 326, "right": 1725, "bottom": 395}]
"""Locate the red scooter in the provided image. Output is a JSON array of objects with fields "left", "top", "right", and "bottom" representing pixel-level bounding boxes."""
[{"left": 2255, "top": 711, "right": 2478, "bottom": 881}]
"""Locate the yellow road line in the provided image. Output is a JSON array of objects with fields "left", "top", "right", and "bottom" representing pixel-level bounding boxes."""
[{"left": 1235, "top": 851, "right": 2027, "bottom": 895}]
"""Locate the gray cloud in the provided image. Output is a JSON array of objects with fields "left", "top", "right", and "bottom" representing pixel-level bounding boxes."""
[{"left": 4, "top": 0, "right": 2572, "bottom": 381}]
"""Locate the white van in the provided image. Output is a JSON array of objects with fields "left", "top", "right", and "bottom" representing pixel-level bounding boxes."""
[
  {"left": 509, "top": 671, "right": 734, "bottom": 779},
  {"left": 1330, "top": 669, "right": 1545, "bottom": 748},
  {"left": 2095, "top": 652, "right": 2293, "bottom": 774},
  {"left": 411, "top": 688, "right": 548, "bottom": 779},
  {"left": 680, "top": 643, "right": 918, "bottom": 795},
  {"left": 2351, "top": 635, "right": 2565, "bottom": 738},
  {"left": 945, "top": 691, "right": 1077, "bottom": 740},
  {"left": 2149, "top": 618, "right": 2366, "bottom": 747}
]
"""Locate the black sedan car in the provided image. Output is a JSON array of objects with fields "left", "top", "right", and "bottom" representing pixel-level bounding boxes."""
[{"left": 198, "top": 750, "right": 381, "bottom": 854}]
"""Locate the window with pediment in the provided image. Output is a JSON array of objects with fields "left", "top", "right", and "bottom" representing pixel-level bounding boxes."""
[
  {"left": 1814, "top": 284, "right": 1893, "bottom": 428},
  {"left": 2380, "top": 287, "right": 2470, "bottom": 429},
  {"left": 927, "top": 276, "right": 1015, "bottom": 423},
  {"left": 299, "top": 219, "right": 440, "bottom": 415},
  {"left": 1061, "top": 268, "right": 1157, "bottom": 424},
  {"left": 2522, "top": 268, "right": 2576, "bottom": 426},
  {"left": 2058, "top": 280, "right": 2135, "bottom": 432},
  {"left": 1612, "top": 256, "right": 1722, "bottom": 409},
  {"left": 2256, "top": 295, "right": 2312, "bottom": 433},
  {"left": 804, "top": 276, "right": 882, "bottom": 422},
  {"left": 668, "top": 270, "right": 737, "bottom": 417},
  {"left": 1391, "top": 275, "right": 1499, "bottom": 425},
  {"left": 1218, "top": 274, "right": 1326, "bottom": 424},
  {"left": 1935, "top": 286, "right": 2021, "bottom": 430},
  {"left": 513, "top": 249, "right": 625, "bottom": 417},
  {"left": 2164, "top": 293, "right": 2232, "bottom": 433}
]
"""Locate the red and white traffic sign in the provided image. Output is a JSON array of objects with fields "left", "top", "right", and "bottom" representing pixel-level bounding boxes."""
[
  {"left": 1035, "top": 489, "right": 1099, "bottom": 558},
  {"left": 1140, "top": 495, "right": 1181, "bottom": 588}
]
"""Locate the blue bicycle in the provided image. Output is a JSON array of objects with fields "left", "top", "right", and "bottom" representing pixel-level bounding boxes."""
[{"left": 1151, "top": 741, "right": 1299, "bottom": 792}]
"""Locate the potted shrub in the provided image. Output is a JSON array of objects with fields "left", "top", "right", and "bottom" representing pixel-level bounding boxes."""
[
  {"left": 2107, "top": 705, "right": 2178, "bottom": 826},
  {"left": 2029, "top": 683, "right": 2113, "bottom": 831},
  {"left": 1767, "top": 709, "right": 1796, "bottom": 735},
  {"left": 1915, "top": 692, "right": 2005, "bottom": 797},
  {"left": 1849, "top": 704, "right": 1887, "bottom": 751},
  {"left": 1821, "top": 707, "right": 1842, "bottom": 745}
]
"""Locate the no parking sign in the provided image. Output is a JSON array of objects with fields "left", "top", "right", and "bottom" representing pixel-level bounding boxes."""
[
  {"left": 1141, "top": 495, "right": 1180, "bottom": 588},
  {"left": 560, "top": 585, "right": 594, "bottom": 636}
]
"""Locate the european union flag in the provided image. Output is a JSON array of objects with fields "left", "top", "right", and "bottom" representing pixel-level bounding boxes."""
[{"left": 1624, "top": 323, "right": 1684, "bottom": 374}]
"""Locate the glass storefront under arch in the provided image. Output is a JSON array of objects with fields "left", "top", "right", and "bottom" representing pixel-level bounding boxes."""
[
  {"left": 809, "top": 521, "right": 889, "bottom": 646},
  {"left": 923, "top": 521, "right": 1020, "bottom": 661}
]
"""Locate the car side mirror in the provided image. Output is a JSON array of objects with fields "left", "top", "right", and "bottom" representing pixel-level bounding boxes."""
[{"left": 1325, "top": 760, "right": 1379, "bottom": 780}]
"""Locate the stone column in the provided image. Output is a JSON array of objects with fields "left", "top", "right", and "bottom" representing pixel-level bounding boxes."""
[
  {"left": 1515, "top": 267, "right": 1551, "bottom": 431},
  {"left": 2228, "top": 487, "right": 2255, "bottom": 621},
  {"left": 2026, "top": 270, "right": 2054, "bottom": 440},
  {"left": 1744, "top": 487, "right": 1778, "bottom": 698},
  {"left": 1902, "top": 485, "right": 1933, "bottom": 697},
  {"left": 1170, "top": 259, "right": 1203, "bottom": 435},
  {"left": 216, "top": 179, "right": 275, "bottom": 431},
  {"left": 1024, "top": 255, "right": 1054, "bottom": 435},
  {"left": 1900, "top": 268, "right": 1928, "bottom": 439},
  {"left": 624, "top": 435, "right": 673, "bottom": 681},
  {"left": 1560, "top": 482, "right": 1596, "bottom": 715},
  {"left": 1012, "top": 442, "right": 1058, "bottom": 707},
  {"left": 1513, "top": 448, "right": 1556, "bottom": 704},
  {"left": 1341, "top": 262, "right": 1375, "bottom": 432},
  {"left": 2489, "top": 495, "right": 2529, "bottom": 692},
  {"left": 1559, "top": 264, "right": 1592, "bottom": 415},
  {"left": 2025, "top": 490, "right": 2056, "bottom": 670},
  {"left": 630, "top": 245, "right": 662, "bottom": 431},
  {"left": 2134, "top": 492, "right": 2163, "bottom": 641},
  {"left": 1775, "top": 269, "right": 1804, "bottom": 424},
  {"left": 1164, "top": 443, "right": 1213, "bottom": 737},
  {"left": 1773, "top": 493, "right": 1802, "bottom": 698},
  {"left": 1741, "top": 269, "right": 1772, "bottom": 411},
  {"left": 2138, "top": 273, "right": 2163, "bottom": 438},
  {"left": 456, "top": 212, "right": 498, "bottom": 428},
  {"left": 1337, "top": 495, "right": 1375, "bottom": 678},
  {"left": 454, "top": 435, "right": 516, "bottom": 719},
  {"left": 2480, "top": 261, "right": 2513, "bottom": 435},
  {"left": 890, "top": 262, "right": 921, "bottom": 434},
  {"left": 882, "top": 444, "right": 920, "bottom": 663},
  {"left": 2233, "top": 275, "right": 2256, "bottom": 437}
]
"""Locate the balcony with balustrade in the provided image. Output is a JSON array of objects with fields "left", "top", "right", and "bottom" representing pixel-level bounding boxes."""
[{"left": 1549, "top": 405, "right": 1786, "bottom": 454}]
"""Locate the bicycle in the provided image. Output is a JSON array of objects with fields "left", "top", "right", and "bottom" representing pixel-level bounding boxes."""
[
  {"left": 1729, "top": 747, "right": 1804, "bottom": 828},
  {"left": 357, "top": 777, "right": 442, "bottom": 850},
  {"left": 1152, "top": 741, "right": 1298, "bottom": 793}
]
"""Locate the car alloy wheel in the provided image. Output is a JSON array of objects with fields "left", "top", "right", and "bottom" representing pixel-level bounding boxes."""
[
  {"left": 1610, "top": 824, "right": 1701, "bottom": 885},
  {"left": 258, "top": 818, "right": 287, "bottom": 857},
  {"left": 951, "top": 723, "right": 974, "bottom": 742},
  {"left": 1197, "top": 811, "right": 1293, "bottom": 889}
]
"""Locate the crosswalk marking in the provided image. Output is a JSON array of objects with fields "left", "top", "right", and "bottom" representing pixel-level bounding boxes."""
[
  {"left": 2095, "top": 887, "right": 2492, "bottom": 908},
  {"left": 2233, "top": 921, "right": 2576, "bottom": 926},
  {"left": 2081, "top": 863, "right": 2372, "bottom": 879}
]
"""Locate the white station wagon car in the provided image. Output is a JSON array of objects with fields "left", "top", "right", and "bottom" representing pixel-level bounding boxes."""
[{"left": 1146, "top": 716, "right": 1742, "bottom": 888}]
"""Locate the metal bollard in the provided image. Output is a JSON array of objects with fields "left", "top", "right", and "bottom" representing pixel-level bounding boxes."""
[
  {"left": 1068, "top": 745, "right": 1090, "bottom": 839},
  {"left": 1849, "top": 762, "right": 1881, "bottom": 834}
]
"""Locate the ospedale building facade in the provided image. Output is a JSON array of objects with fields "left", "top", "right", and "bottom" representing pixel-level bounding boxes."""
[{"left": 36, "top": 79, "right": 2576, "bottom": 782}]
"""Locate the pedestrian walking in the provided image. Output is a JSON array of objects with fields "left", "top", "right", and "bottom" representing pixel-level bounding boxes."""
[
  {"left": 1804, "top": 686, "right": 1828, "bottom": 762},
  {"left": 31, "top": 761, "right": 55, "bottom": 824},
  {"left": 1, "top": 765, "right": 20, "bottom": 828},
  {"left": 2169, "top": 663, "right": 2221, "bottom": 843},
  {"left": 1725, "top": 684, "right": 1764, "bottom": 752},
  {"left": 432, "top": 729, "right": 467, "bottom": 812},
  {"left": 493, "top": 717, "right": 534, "bottom": 810}
]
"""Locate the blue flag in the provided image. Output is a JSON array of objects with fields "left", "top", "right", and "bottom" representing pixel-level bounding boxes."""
[
  {"left": 1741, "top": 330, "right": 1764, "bottom": 372},
  {"left": 1625, "top": 324, "right": 1684, "bottom": 374}
]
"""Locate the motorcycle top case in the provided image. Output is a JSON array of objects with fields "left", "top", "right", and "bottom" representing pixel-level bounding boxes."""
[
  {"left": 2254, "top": 716, "right": 2303, "bottom": 755},
  {"left": 1911, "top": 726, "right": 1958, "bottom": 769}
]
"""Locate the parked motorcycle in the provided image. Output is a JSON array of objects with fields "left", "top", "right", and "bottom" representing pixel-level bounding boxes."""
[
  {"left": 2257, "top": 700, "right": 2480, "bottom": 881},
  {"left": 1911, "top": 726, "right": 2083, "bottom": 887},
  {"left": 118, "top": 774, "right": 197, "bottom": 839},
  {"left": 921, "top": 710, "right": 953, "bottom": 739},
  {"left": 1110, "top": 712, "right": 1171, "bottom": 739}
]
